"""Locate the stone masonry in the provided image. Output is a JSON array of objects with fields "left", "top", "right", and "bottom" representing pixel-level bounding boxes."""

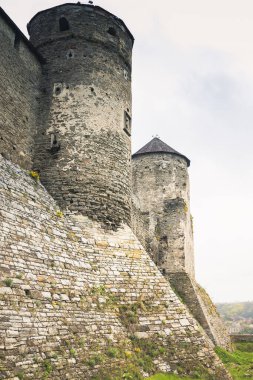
[
  {"left": 132, "top": 143, "right": 194, "bottom": 277},
  {"left": 132, "top": 138, "right": 232, "bottom": 350},
  {"left": 29, "top": 4, "right": 133, "bottom": 229},
  {"left": 0, "top": 3, "right": 232, "bottom": 379},
  {"left": 0, "top": 8, "right": 42, "bottom": 170},
  {"left": 0, "top": 156, "right": 231, "bottom": 379}
]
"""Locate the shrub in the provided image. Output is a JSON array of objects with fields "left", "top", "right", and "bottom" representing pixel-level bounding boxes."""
[
  {"left": 70, "top": 348, "right": 76, "bottom": 357},
  {"left": 3, "top": 278, "right": 13, "bottom": 287},
  {"left": 86, "top": 354, "right": 105, "bottom": 368},
  {"left": 106, "top": 347, "right": 120, "bottom": 358}
]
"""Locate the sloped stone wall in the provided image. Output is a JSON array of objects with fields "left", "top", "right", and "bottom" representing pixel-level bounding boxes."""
[
  {"left": 0, "top": 156, "right": 231, "bottom": 379},
  {"left": 167, "top": 272, "right": 232, "bottom": 351}
]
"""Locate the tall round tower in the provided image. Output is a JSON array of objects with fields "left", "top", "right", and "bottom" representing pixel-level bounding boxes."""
[
  {"left": 132, "top": 137, "right": 194, "bottom": 277},
  {"left": 28, "top": 3, "right": 134, "bottom": 229}
]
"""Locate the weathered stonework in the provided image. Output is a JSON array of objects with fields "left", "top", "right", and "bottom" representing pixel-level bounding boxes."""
[
  {"left": 0, "top": 9, "right": 42, "bottom": 170},
  {"left": 132, "top": 151, "right": 194, "bottom": 277},
  {"left": 0, "top": 156, "right": 231, "bottom": 379},
  {"left": 132, "top": 142, "right": 232, "bottom": 350},
  {"left": 167, "top": 272, "right": 232, "bottom": 350},
  {"left": 29, "top": 4, "right": 133, "bottom": 229},
  {"left": 0, "top": 3, "right": 232, "bottom": 379}
]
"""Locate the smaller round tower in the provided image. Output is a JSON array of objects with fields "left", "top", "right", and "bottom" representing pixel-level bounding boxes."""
[{"left": 132, "top": 137, "right": 194, "bottom": 277}]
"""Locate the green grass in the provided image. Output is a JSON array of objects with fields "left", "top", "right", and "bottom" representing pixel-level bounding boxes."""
[
  {"left": 147, "top": 375, "right": 200, "bottom": 380},
  {"left": 215, "top": 343, "right": 253, "bottom": 380},
  {"left": 148, "top": 343, "right": 253, "bottom": 380},
  {"left": 235, "top": 342, "right": 253, "bottom": 353}
]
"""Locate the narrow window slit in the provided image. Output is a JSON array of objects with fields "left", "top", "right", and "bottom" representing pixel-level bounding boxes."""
[
  {"left": 59, "top": 17, "right": 69, "bottom": 31},
  {"left": 123, "top": 111, "right": 131, "bottom": 136},
  {"left": 66, "top": 49, "right": 74, "bottom": 59},
  {"left": 50, "top": 133, "right": 61, "bottom": 153},
  {"left": 107, "top": 27, "right": 116, "bottom": 36}
]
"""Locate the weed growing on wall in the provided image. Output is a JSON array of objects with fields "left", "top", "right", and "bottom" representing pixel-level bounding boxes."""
[
  {"left": 28, "top": 170, "right": 40, "bottom": 181},
  {"left": 55, "top": 210, "right": 64, "bottom": 218},
  {"left": 3, "top": 278, "right": 13, "bottom": 287}
]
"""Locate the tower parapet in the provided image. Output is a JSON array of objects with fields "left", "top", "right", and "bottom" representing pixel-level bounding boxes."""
[{"left": 28, "top": 3, "right": 134, "bottom": 229}]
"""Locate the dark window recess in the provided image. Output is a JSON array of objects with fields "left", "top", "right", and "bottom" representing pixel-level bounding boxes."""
[
  {"left": 107, "top": 27, "right": 116, "bottom": 36},
  {"left": 14, "top": 34, "right": 21, "bottom": 49},
  {"left": 55, "top": 86, "right": 62, "bottom": 95},
  {"left": 50, "top": 133, "right": 61, "bottom": 153},
  {"left": 124, "top": 111, "right": 131, "bottom": 136},
  {"left": 161, "top": 235, "right": 168, "bottom": 244},
  {"left": 59, "top": 17, "right": 69, "bottom": 31},
  {"left": 66, "top": 49, "right": 74, "bottom": 59}
]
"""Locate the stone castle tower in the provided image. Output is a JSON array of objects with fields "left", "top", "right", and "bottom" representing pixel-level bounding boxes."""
[
  {"left": 28, "top": 3, "right": 134, "bottom": 229},
  {"left": 132, "top": 137, "right": 194, "bottom": 277},
  {"left": 0, "top": 4, "right": 232, "bottom": 380},
  {"left": 132, "top": 137, "right": 231, "bottom": 349}
]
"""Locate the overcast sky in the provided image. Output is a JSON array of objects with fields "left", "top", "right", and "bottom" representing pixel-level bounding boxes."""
[{"left": 1, "top": 0, "right": 253, "bottom": 303}]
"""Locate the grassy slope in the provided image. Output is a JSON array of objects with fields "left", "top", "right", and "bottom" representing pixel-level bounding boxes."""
[
  {"left": 148, "top": 343, "right": 253, "bottom": 380},
  {"left": 147, "top": 375, "right": 196, "bottom": 380},
  {"left": 215, "top": 343, "right": 253, "bottom": 380}
]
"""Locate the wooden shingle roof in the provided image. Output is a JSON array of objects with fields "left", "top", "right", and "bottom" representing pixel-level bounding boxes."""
[{"left": 132, "top": 137, "right": 190, "bottom": 166}]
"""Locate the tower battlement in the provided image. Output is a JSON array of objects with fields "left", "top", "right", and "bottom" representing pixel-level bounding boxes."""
[{"left": 27, "top": 3, "right": 134, "bottom": 62}]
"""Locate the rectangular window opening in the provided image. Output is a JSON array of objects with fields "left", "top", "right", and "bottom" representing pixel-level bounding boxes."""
[{"left": 124, "top": 111, "right": 131, "bottom": 136}]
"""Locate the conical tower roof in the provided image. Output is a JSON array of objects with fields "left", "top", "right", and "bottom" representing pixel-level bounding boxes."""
[{"left": 132, "top": 137, "right": 190, "bottom": 166}]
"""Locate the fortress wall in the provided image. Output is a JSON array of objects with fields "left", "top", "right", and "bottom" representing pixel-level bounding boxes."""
[
  {"left": 131, "top": 195, "right": 148, "bottom": 249},
  {"left": 0, "top": 156, "right": 231, "bottom": 380},
  {"left": 0, "top": 12, "right": 42, "bottom": 169},
  {"left": 231, "top": 335, "right": 253, "bottom": 343},
  {"left": 167, "top": 272, "right": 232, "bottom": 350}
]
